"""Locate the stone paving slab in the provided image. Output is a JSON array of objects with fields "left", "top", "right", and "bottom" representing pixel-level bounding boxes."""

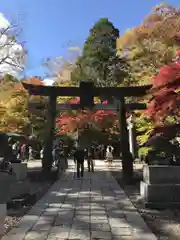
[{"left": 1, "top": 160, "right": 157, "bottom": 240}]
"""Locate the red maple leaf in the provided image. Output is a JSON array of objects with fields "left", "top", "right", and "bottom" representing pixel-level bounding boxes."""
[
  {"left": 146, "top": 58, "right": 180, "bottom": 123},
  {"left": 56, "top": 98, "right": 118, "bottom": 134}
]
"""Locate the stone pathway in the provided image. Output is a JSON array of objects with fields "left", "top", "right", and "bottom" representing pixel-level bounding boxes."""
[{"left": 2, "top": 160, "right": 157, "bottom": 240}]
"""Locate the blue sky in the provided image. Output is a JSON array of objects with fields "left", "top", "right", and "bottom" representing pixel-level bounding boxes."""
[{"left": 0, "top": 0, "right": 180, "bottom": 78}]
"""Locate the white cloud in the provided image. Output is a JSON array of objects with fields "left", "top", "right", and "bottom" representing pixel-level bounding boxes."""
[
  {"left": 0, "top": 13, "right": 25, "bottom": 77},
  {"left": 42, "top": 78, "right": 55, "bottom": 86},
  {"left": 0, "top": 13, "right": 10, "bottom": 29},
  {"left": 68, "top": 46, "right": 81, "bottom": 52}
]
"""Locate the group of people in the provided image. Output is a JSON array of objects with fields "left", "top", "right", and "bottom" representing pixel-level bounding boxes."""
[
  {"left": 10, "top": 141, "right": 33, "bottom": 162},
  {"left": 0, "top": 137, "right": 34, "bottom": 172},
  {"left": 1, "top": 135, "right": 115, "bottom": 178},
  {"left": 73, "top": 143, "right": 114, "bottom": 179},
  {"left": 40, "top": 142, "right": 68, "bottom": 168}
]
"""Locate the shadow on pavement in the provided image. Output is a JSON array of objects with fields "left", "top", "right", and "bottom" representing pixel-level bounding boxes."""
[{"left": 2, "top": 162, "right": 157, "bottom": 240}]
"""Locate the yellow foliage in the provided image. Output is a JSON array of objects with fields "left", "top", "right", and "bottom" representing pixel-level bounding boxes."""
[
  {"left": 56, "top": 81, "right": 76, "bottom": 104},
  {"left": 117, "top": 3, "right": 180, "bottom": 86},
  {"left": 117, "top": 3, "right": 180, "bottom": 49}
]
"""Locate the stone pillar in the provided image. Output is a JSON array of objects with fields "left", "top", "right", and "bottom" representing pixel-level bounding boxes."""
[
  {"left": 11, "top": 163, "right": 27, "bottom": 181},
  {"left": 118, "top": 97, "right": 133, "bottom": 180},
  {"left": 0, "top": 203, "right": 6, "bottom": 237},
  {"left": 0, "top": 172, "right": 13, "bottom": 237},
  {"left": 127, "top": 116, "right": 137, "bottom": 158},
  {"left": 140, "top": 165, "right": 180, "bottom": 208},
  {"left": 43, "top": 94, "right": 57, "bottom": 172}
]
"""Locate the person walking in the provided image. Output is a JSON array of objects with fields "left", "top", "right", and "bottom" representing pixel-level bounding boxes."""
[
  {"left": 106, "top": 145, "right": 114, "bottom": 166},
  {"left": 40, "top": 147, "right": 44, "bottom": 160},
  {"left": 74, "top": 145, "right": 85, "bottom": 179},
  {"left": 12, "top": 142, "right": 18, "bottom": 156},
  {"left": 20, "top": 143, "right": 26, "bottom": 161},
  {"left": 100, "top": 144, "right": 105, "bottom": 160},
  {"left": 52, "top": 147, "right": 56, "bottom": 167},
  {"left": 28, "top": 146, "right": 33, "bottom": 162},
  {"left": 87, "top": 146, "right": 94, "bottom": 172}
]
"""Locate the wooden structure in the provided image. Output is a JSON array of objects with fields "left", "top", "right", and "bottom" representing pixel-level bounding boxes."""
[{"left": 23, "top": 81, "right": 151, "bottom": 179}]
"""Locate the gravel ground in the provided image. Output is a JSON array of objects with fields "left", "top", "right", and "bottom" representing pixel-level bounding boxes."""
[
  {"left": 5, "top": 206, "right": 31, "bottom": 235},
  {"left": 4, "top": 181, "right": 52, "bottom": 235},
  {"left": 112, "top": 170, "right": 180, "bottom": 240}
]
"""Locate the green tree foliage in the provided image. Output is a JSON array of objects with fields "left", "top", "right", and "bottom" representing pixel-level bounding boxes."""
[{"left": 72, "top": 18, "right": 128, "bottom": 87}]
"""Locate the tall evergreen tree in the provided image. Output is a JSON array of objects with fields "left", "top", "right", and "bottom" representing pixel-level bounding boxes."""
[{"left": 72, "top": 18, "right": 128, "bottom": 87}]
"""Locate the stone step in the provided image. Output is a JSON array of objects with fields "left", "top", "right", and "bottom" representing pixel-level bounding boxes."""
[
  {"left": 140, "top": 181, "right": 180, "bottom": 203},
  {"left": 7, "top": 179, "right": 31, "bottom": 201},
  {"left": 144, "top": 201, "right": 180, "bottom": 209},
  {"left": 143, "top": 165, "right": 180, "bottom": 184}
]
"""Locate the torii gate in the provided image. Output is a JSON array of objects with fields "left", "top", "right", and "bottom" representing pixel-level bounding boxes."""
[{"left": 23, "top": 81, "right": 151, "bottom": 180}]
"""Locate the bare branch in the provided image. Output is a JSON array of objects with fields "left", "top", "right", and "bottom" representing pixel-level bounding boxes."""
[
  {"left": 0, "top": 27, "right": 10, "bottom": 38},
  {"left": 0, "top": 55, "right": 9, "bottom": 65},
  {"left": 43, "top": 46, "right": 81, "bottom": 84},
  {"left": 0, "top": 21, "right": 25, "bottom": 76},
  {"left": 3, "top": 60, "right": 23, "bottom": 69}
]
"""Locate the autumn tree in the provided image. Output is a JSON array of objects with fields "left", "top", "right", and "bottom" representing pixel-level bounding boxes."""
[
  {"left": 116, "top": 3, "right": 180, "bottom": 158},
  {"left": 133, "top": 50, "right": 180, "bottom": 162},
  {"left": 0, "top": 77, "right": 47, "bottom": 138},
  {"left": 117, "top": 3, "right": 180, "bottom": 85},
  {"left": 146, "top": 51, "right": 180, "bottom": 126},
  {"left": 56, "top": 97, "right": 118, "bottom": 142},
  {"left": 0, "top": 74, "right": 20, "bottom": 131},
  {"left": 72, "top": 18, "right": 128, "bottom": 87}
]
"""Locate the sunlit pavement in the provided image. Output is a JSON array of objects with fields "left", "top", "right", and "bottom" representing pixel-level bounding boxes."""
[
  {"left": 2, "top": 160, "right": 157, "bottom": 240},
  {"left": 27, "top": 159, "right": 143, "bottom": 170},
  {"left": 27, "top": 160, "right": 42, "bottom": 169}
]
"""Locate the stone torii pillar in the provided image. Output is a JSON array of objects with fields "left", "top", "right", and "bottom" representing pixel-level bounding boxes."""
[
  {"left": 118, "top": 97, "right": 133, "bottom": 179},
  {"left": 42, "top": 93, "right": 57, "bottom": 172},
  {"left": 127, "top": 114, "right": 137, "bottom": 159}
]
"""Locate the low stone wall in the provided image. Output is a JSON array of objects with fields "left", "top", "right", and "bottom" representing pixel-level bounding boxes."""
[
  {"left": 140, "top": 165, "right": 180, "bottom": 209},
  {"left": 0, "top": 163, "right": 30, "bottom": 203},
  {"left": 0, "top": 172, "right": 14, "bottom": 204},
  {"left": 11, "top": 163, "right": 27, "bottom": 181},
  {"left": 8, "top": 179, "right": 31, "bottom": 200}
]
